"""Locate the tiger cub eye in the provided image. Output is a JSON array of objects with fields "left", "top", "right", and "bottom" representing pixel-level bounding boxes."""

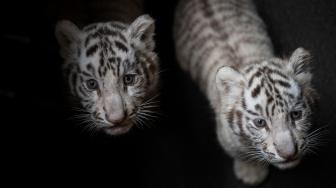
[
  {"left": 123, "top": 74, "right": 136, "bottom": 86},
  {"left": 290, "top": 110, "right": 302, "bottom": 120},
  {"left": 86, "top": 79, "right": 99, "bottom": 90},
  {"left": 253, "top": 118, "right": 267, "bottom": 128}
]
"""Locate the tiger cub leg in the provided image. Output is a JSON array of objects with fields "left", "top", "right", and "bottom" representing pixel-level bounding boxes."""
[{"left": 233, "top": 159, "right": 269, "bottom": 185}]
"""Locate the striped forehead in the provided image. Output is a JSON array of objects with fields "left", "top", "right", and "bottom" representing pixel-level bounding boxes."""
[
  {"left": 82, "top": 23, "right": 130, "bottom": 56},
  {"left": 78, "top": 22, "right": 137, "bottom": 78},
  {"left": 243, "top": 61, "right": 301, "bottom": 117},
  {"left": 83, "top": 22, "right": 129, "bottom": 46}
]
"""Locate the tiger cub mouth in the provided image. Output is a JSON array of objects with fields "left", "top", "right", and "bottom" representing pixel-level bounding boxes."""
[
  {"left": 273, "top": 158, "right": 301, "bottom": 169},
  {"left": 103, "top": 122, "right": 133, "bottom": 135}
]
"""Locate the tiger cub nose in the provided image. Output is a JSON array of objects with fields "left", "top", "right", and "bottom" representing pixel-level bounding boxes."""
[
  {"left": 105, "top": 111, "right": 126, "bottom": 125},
  {"left": 276, "top": 143, "right": 298, "bottom": 161}
]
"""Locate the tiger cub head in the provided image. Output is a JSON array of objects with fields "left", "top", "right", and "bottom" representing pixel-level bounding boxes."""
[
  {"left": 55, "top": 15, "right": 159, "bottom": 135},
  {"left": 216, "top": 48, "right": 318, "bottom": 169}
]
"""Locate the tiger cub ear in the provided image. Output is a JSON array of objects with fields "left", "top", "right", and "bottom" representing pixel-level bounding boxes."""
[
  {"left": 55, "top": 20, "right": 81, "bottom": 59},
  {"left": 288, "top": 48, "right": 317, "bottom": 106},
  {"left": 287, "top": 47, "right": 312, "bottom": 86},
  {"left": 128, "top": 14, "right": 155, "bottom": 51},
  {"left": 216, "top": 66, "right": 245, "bottom": 94}
]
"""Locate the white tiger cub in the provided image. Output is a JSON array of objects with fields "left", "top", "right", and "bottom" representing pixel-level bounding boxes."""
[
  {"left": 55, "top": 14, "right": 159, "bottom": 136},
  {"left": 174, "top": 0, "right": 317, "bottom": 185}
]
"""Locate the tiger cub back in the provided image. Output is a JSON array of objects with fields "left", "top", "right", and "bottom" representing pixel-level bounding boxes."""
[
  {"left": 174, "top": 0, "right": 317, "bottom": 185},
  {"left": 174, "top": 0, "right": 273, "bottom": 97}
]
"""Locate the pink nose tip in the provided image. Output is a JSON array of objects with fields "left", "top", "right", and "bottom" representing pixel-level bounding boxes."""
[
  {"left": 276, "top": 145, "right": 298, "bottom": 161},
  {"left": 105, "top": 113, "right": 126, "bottom": 125}
]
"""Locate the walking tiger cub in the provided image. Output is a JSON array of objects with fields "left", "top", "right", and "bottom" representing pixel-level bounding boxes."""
[{"left": 174, "top": 0, "right": 318, "bottom": 185}]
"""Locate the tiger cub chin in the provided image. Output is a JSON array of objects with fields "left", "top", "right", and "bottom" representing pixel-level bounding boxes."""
[
  {"left": 55, "top": 15, "right": 159, "bottom": 135},
  {"left": 174, "top": 0, "right": 318, "bottom": 185}
]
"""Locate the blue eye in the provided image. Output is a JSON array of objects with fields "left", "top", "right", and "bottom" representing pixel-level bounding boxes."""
[
  {"left": 290, "top": 110, "right": 302, "bottom": 120},
  {"left": 86, "top": 79, "right": 98, "bottom": 90},
  {"left": 253, "top": 118, "right": 267, "bottom": 128},
  {"left": 123, "top": 74, "right": 136, "bottom": 85}
]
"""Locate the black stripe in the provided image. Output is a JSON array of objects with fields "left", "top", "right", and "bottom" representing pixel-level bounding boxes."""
[
  {"left": 118, "top": 33, "right": 127, "bottom": 43},
  {"left": 279, "top": 101, "right": 284, "bottom": 107},
  {"left": 116, "top": 57, "right": 121, "bottom": 76},
  {"left": 269, "top": 61, "right": 282, "bottom": 69},
  {"left": 108, "top": 57, "right": 116, "bottom": 64},
  {"left": 97, "top": 27, "right": 118, "bottom": 36},
  {"left": 268, "top": 68, "right": 288, "bottom": 80},
  {"left": 202, "top": 0, "right": 214, "bottom": 18},
  {"left": 78, "top": 85, "right": 87, "bottom": 97},
  {"left": 236, "top": 111, "right": 244, "bottom": 135},
  {"left": 283, "top": 99, "right": 289, "bottom": 109},
  {"left": 271, "top": 104, "right": 276, "bottom": 116},
  {"left": 111, "top": 23, "right": 126, "bottom": 30},
  {"left": 227, "top": 108, "right": 235, "bottom": 130},
  {"left": 251, "top": 85, "right": 261, "bottom": 98},
  {"left": 276, "top": 80, "right": 291, "bottom": 88},
  {"left": 85, "top": 32, "right": 100, "bottom": 47},
  {"left": 98, "top": 65, "right": 105, "bottom": 77},
  {"left": 248, "top": 70, "right": 262, "bottom": 87},
  {"left": 86, "top": 44, "right": 99, "bottom": 57},
  {"left": 265, "top": 104, "right": 270, "bottom": 117},
  {"left": 241, "top": 95, "right": 247, "bottom": 110},
  {"left": 255, "top": 104, "right": 263, "bottom": 115},
  {"left": 82, "top": 71, "right": 91, "bottom": 77},
  {"left": 246, "top": 109, "right": 258, "bottom": 116},
  {"left": 84, "top": 24, "right": 97, "bottom": 32},
  {"left": 265, "top": 89, "right": 271, "bottom": 98},
  {"left": 274, "top": 87, "right": 280, "bottom": 95},
  {"left": 100, "top": 57, "right": 105, "bottom": 66},
  {"left": 115, "top": 41, "right": 128, "bottom": 52},
  {"left": 267, "top": 97, "right": 274, "bottom": 104}
]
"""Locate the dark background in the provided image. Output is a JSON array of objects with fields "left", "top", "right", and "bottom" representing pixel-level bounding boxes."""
[{"left": 1, "top": 0, "right": 336, "bottom": 187}]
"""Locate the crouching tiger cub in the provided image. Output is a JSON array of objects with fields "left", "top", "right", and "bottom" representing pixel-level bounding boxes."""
[
  {"left": 55, "top": 0, "right": 159, "bottom": 135},
  {"left": 174, "top": 0, "right": 318, "bottom": 185}
]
